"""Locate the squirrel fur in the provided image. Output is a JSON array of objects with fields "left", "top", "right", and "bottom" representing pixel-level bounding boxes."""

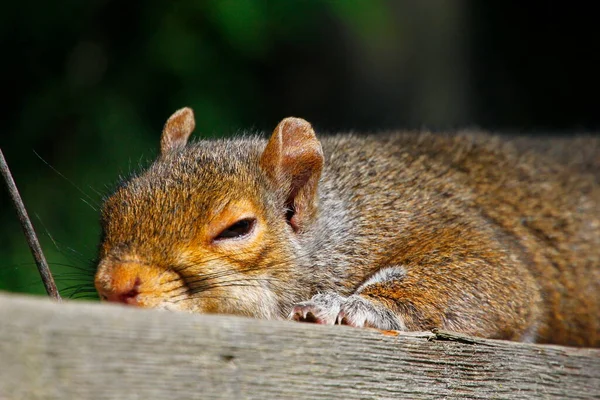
[{"left": 94, "top": 107, "right": 600, "bottom": 347}]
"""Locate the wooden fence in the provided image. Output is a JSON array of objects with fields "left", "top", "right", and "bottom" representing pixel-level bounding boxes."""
[{"left": 0, "top": 292, "right": 598, "bottom": 399}]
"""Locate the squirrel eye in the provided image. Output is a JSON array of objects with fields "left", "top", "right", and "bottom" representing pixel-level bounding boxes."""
[{"left": 214, "top": 218, "right": 256, "bottom": 241}]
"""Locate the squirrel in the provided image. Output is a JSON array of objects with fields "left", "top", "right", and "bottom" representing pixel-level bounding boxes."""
[{"left": 94, "top": 107, "right": 600, "bottom": 347}]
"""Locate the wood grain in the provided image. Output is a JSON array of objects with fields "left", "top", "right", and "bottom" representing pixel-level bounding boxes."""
[{"left": 0, "top": 292, "right": 598, "bottom": 399}]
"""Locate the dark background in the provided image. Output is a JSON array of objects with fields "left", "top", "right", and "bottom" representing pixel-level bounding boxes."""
[{"left": 1, "top": 1, "right": 598, "bottom": 298}]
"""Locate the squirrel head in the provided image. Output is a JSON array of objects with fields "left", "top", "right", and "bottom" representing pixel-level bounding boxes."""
[{"left": 94, "top": 107, "right": 323, "bottom": 318}]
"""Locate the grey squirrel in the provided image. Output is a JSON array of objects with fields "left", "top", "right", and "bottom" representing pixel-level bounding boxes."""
[{"left": 94, "top": 107, "right": 600, "bottom": 347}]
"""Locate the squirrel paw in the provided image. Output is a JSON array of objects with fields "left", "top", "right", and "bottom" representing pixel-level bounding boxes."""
[
  {"left": 336, "top": 295, "right": 405, "bottom": 331},
  {"left": 290, "top": 292, "right": 347, "bottom": 325},
  {"left": 290, "top": 292, "right": 405, "bottom": 331}
]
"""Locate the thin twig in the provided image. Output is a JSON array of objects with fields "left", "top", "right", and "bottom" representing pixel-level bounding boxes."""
[{"left": 0, "top": 148, "right": 61, "bottom": 300}]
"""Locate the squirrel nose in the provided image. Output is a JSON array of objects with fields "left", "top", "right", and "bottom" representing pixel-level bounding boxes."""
[
  {"left": 97, "top": 276, "right": 142, "bottom": 306},
  {"left": 95, "top": 260, "right": 182, "bottom": 309}
]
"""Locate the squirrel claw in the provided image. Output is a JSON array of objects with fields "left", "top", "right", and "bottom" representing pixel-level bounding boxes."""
[
  {"left": 290, "top": 292, "right": 346, "bottom": 325},
  {"left": 290, "top": 305, "right": 308, "bottom": 321},
  {"left": 290, "top": 305, "right": 328, "bottom": 324},
  {"left": 335, "top": 312, "right": 352, "bottom": 326}
]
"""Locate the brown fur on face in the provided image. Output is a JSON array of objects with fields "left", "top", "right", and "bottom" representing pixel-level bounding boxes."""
[
  {"left": 95, "top": 138, "right": 309, "bottom": 318},
  {"left": 95, "top": 108, "right": 600, "bottom": 347}
]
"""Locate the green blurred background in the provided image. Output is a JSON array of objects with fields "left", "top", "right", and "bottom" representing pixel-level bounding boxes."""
[{"left": 1, "top": 1, "right": 599, "bottom": 299}]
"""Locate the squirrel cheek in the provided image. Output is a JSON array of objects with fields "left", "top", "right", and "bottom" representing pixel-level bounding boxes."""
[{"left": 94, "top": 262, "right": 184, "bottom": 309}]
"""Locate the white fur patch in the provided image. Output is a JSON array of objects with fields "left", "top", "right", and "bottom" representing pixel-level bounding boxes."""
[
  {"left": 337, "top": 294, "right": 407, "bottom": 331},
  {"left": 356, "top": 266, "right": 407, "bottom": 294}
]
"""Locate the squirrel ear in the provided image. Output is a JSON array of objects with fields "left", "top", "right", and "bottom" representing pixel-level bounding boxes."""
[
  {"left": 160, "top": 107, "right": 196, "bottom": 154},
  {"left": 260, "top": 117, "right": 324, "bottom": 232}
]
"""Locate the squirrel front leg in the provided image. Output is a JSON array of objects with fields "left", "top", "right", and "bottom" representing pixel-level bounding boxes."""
[
  {"left": 292, "top": 263, "right": 542, "bottom": 341},
  {"left": 291, "top": 267, "right": 408, "bottom": 330}
]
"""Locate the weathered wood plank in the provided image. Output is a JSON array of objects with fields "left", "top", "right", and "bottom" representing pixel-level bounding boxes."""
[{"left": 0, "top": 292, "right": 598, "bottom": 400}]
